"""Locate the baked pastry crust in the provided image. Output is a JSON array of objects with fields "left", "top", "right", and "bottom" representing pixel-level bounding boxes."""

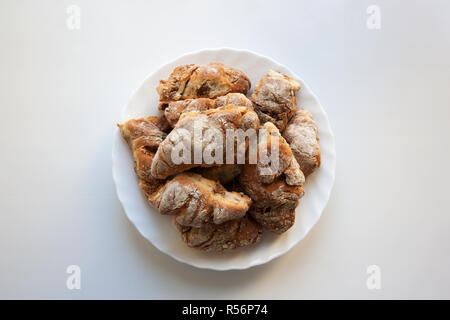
[
  {"left": 118, "top": 116, "right": 169, "bottom": 199},
  {"left": 145, "top": 115, "right": 171, "bottom": 133},
  {"left": 240, "top": 164, "right": 304, "bottom": 209},
  {"left": 251, "top": 70, "right": 301, "bottom": 131},
  {"left": 283, "top": 110, "right": 321, "bottom": 177},
  {"left": 148, "top": 172, "right": 251, "bottom": 227},
  {"left": 255, "top": 122, "right": 305, "bottom": 186},
  {"left": 242, "top": 166, "right": 303, "bottom": 234},
  {"left": 157, "top": 62, "right": 251, "bottom": 102},
  {"left": 214, "top": 92, "right": 253, "bottom": 109},
  {"left": 162, "top": 93, "right": 252, "bottom": 127},
  {"left": 249, "top": 203, "right": 296, "bottom": 234},
  {"left": 173, "top": 215, "right": 262, "bottom": 252},
  {"left": 240, "top": 122, "right": 305, "bottom": 233},
  {"left": 163, "top": 98, "right": 216, "bottom": 127},
  {"left": 151, "top": 105, "right": 260, "bottom": 179},
  {"left": 118, "top": 116, "right": 167, "bottom": 147}
]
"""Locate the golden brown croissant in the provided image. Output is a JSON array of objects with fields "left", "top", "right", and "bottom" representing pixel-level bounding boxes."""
[
  {"left": 173, "top": 215, "right": 262, "bottom": 252},
  {"left": 249, "top": 203, "right": 296, "bottom": 234},
  {"left": 254, "top": 122, "right": 305, "bottom": 186},
  {"left": 118, "top": 115, "right": 167, "bottom": 147},
  {"left": 162, "top": 93, "right": 252, "bottom": 127},
  {"left": 251, "top": 70, "right": 301, "bottom": 131},
  {"left": 157, "top": 62, "right": 250, "bottom": 103},
  {"left": 150, "top": 105, "right": 260, "bottom": 179},
  {"left": 148, "top": 172, "right": 251, "bottom": 227},
  {"left": 163, "top": 98, "right": 216, "bottom": 127},
  {"left": 117, "top": 116, "right": 168, "bottom": 197},
  {"left": 283, "top": 110, "right": 321, "bottom": 177},
  {"left": 239, "top": 122, "right": 305, "bottom": 233},
  {"left": 240, "top": 165, "right": 304, "bottom": 209},
  {"left": 241, "top": 166, "right": 304, "bottom": 234},
  {"left": 214, "top": 92, "right": 253, "bottom": 109}
]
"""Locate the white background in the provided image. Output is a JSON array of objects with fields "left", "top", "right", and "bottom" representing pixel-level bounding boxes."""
[{"left": 0, "top": 0, "right": 449, "bottom": 299}]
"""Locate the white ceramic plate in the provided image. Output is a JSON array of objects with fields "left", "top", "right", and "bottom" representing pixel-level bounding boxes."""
[{"left": 112, "top": 48, "right": 336, "bottom": 270}]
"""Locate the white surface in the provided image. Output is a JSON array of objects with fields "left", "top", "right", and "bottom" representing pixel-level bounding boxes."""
[
  {"left": 0, "top": 0, "right": 449, "bottom": 299},
  {"left": 112, "top": 48, "right": 336, "bottom": 270}
]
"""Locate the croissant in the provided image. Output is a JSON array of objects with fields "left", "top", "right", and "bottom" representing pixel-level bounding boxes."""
[
  {"left": 214, "top": 92, "right": 253, "bottom": 109},
  {"left": 148, "top": 172, "right": 251, "bottom": 227},
  {"left": 162, "top": 93, "right": 252, "bottom": 127},
  {"left": 117, "top": 116, "right": 168, "bottom": 197},
  {"left": 241, "top": 165, "right": 304, "bottom": 234},
  {"left": 240, "top": 122, "right": 305, "bottom": 233},
  {"left": 249, "top": 203, "right": 296, "bottom": 234},
  {"left": 283, "top": 110, "right": 321, "bottom": 177},
  {"left": 150, "top": 105, "right": 260, "bottom": 179},
  {"left": 118, "top": 115, "right": 168, "bottom": 147},
  {"left": 254, "top": 122, "right": 305, "bottom": 186},
  {"left": 163, "top": 98, "right": 215, "bottom": 127},
  {"left": 240, "top": 164, "right": 304, "bottom": 209},
  {"left": 157, "top": 62, "right": 251, "bottom": 103},
  {"left": 251, "top": 70, "right": 301, "bottom": 131},
  {"left": 173, "top": 215, "right": 262, "bottom": 252}
]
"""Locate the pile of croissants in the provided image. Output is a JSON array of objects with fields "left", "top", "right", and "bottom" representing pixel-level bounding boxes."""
[{"left": 118, "top": 62, "right": 320, "bottom": 252}]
